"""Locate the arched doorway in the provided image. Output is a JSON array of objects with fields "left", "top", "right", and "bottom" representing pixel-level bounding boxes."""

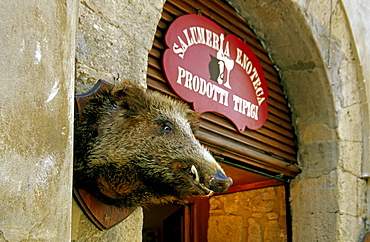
[
  {"left": 228, "top": 0, "right": 367, "bottom": 240},
  {"left": 144, "top": 0, "right": 302, "bottom": 240}
]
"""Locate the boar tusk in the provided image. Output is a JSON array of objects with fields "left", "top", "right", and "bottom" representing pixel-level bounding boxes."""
[
  {"left": 190, "top": 165, "right": 213, "bottom": 195},
  {"left": 199, "top": 184, "right": 213, "bottom": 196},
  {"left": 190, "top": 165, "right": 200, "bottom": 183}
]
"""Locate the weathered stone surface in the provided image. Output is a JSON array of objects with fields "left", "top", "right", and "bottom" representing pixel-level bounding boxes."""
[
  {"left": 338, "top": 214, "right": 365, "bottom": 242},
  {"left": 338, "top": 171, "right": 363, "bottom": 217},
  {"left": 75, "top": 0, "right": 163, "bottom": 94},
  {"left": 264, "top": 220, "right": 285, "bottom": 242},
  {"left": 340, "top": 71, "right": 361, "bottom": 108},
  {"left": 247, "top": 218, "right": 262, "bottom": 242},
  {"left": 224, "top": 193, "right": 240, "bottom": 214},
  {"left": 292, "top": 212, "right": 339, "bottom": 241},
  {"left": 251, "top": 213, "right": 264, "bottom": 219},
  {"left": 209, "top": 196, "right": 223, "bottom": 213},
  {"left": 278, "top": 68, "right": 338, "bottom": 131},
  {"left": 81, "top": 0, "right": 162, "bottom": 49},
  {"left": 75, "top": 2, "right": 150, "bottom": 93},
  {"left": 298, "top": 141, "right": 339, "bottom": 179},
  {"left": 302, "top": 123, "right": 337, "bottom": 144},
  {"left": 266, "top": 212, "right": 279, "bottom": 220},
  {"left": 0, "top": 0, "right": 77, "bottom": 240},
  {"left": 208, "top": 215, "right": 245, "bottom": 242},
  {"left": 72, "top": 0, "right": 165, "bottom": 240},
  {"left": 357, "top": 178, "right": 367, "bottom": 217},
  {"left": 290, "top": 171, "right": 339, "bottom": 214},
  {"left": 339, "top": 141, "right": 362, "bottom": 177},
  {"left": 338, "top": 104, "right": 363, "bottom": 142},
  {"left": 208, "top": 186, "right": 287, "bottom": 241},
  {"left": 239, "top": 188, "right": 276, "bottom": 212}
]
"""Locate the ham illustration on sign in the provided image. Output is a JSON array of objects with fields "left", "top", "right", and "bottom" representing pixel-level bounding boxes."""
[{"left": 162, "top": 14, "right": 268, "bottom": 132}]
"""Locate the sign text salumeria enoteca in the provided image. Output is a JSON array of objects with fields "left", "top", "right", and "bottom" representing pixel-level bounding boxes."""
[{"left": 173, "top": 27, "right": 264, "bottom": 121}]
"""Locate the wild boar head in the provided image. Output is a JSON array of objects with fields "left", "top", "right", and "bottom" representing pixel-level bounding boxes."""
[{"left": 74, "top": 81, "right": 233, "bottom": 208}]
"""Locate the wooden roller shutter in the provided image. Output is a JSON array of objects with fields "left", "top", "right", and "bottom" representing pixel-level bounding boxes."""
[{"left": 147, "top": 0, "right": 301, "bottom": 181}]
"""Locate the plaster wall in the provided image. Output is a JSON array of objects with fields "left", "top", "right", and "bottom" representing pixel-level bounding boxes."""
[{"left": 0, "top": 0, "right": 77, "bottom": 241}]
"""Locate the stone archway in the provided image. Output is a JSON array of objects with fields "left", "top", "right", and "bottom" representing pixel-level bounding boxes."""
[{"left": 227, "top": 0, "right": 367, "bottom": 241}]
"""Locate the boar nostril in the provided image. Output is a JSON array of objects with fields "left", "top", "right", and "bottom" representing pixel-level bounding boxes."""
[
  {"left": 209, "top": 170, "right": 233, "bottom": 193},
  {"left": 210, "top": 177, "right": 233, "bottom": 193}
]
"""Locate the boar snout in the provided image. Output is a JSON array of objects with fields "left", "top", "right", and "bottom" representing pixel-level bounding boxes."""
[
  {"left": 209, "top": 169, "right": 233, "bottom": 193},
  {"left": 187, "top": 164, "right": 232, "bottom": 195}
]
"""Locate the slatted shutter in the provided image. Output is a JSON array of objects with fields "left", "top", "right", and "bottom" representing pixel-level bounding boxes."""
[{"left": 147, "top": 0, "right": 300, "bottom": 181}]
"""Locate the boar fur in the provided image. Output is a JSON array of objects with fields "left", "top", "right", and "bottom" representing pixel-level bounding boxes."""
[{"left": 74, "top": 80, "right": 232, "bottom": 208}]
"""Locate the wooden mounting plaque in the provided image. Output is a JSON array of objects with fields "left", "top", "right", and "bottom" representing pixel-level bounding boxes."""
[
  {"left": 74, "top": 80, "right": 136, "bottom": 230},
  {"left": 73, "top": 188, "right": 135, "bottom": 230}
]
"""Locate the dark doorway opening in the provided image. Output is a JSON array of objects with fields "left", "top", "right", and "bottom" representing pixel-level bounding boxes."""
[{"left": 143, "top": 204, "right": 184, "bottom": 242}]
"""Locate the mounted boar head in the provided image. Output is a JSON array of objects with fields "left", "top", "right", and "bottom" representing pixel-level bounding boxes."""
[{"left": 74, "top": 81, "right": 232, "bottom": 208}]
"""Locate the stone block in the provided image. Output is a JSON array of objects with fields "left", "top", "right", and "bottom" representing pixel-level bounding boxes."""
[
  {"left": 209, "top": 196, "right": 224, "bottom": 214},
  {"left": 209, "top": 186, "right": 287, "bottom": 241},
  {"left": 340, "top": 64, "right": 361, "bottom": 107},
  {"left": 290, "top": 171, "right": 339, "bottom": 214},
  {"left": 72, "top": 0, "right": 165, "bottom": 240},
  {"left": 0, "top": 0, "right": 76, "bottom": 240},
  {"left": 357, "top": 178, "right": 367, "bottom": 217},
  {"left": 292, "top": 212, "right": 339, "bottom": 241},
  {"left": 76, "top": 3, "right": 150, "bottom": 87},
  {"left": 266, "top": 212, "right": 279, "bottom": 220},
  {"left": 239, "top": 188, "right": 276, "bottom": 213},
  {"left": 339, "top": 141, "right": 362, "bottom": 177},
  {"left": 247, "top": 218, "right": 262, "bottom": 242},
  {"left": 338, "top": 171, "right": 364, "bottom": 216},
  {"left": 208, "top": 215, "right": 245, "bottom": 242},
  {"left": 281, "top": 68, "right": 338, "bottom": 131},
  {"left": 252, "top": 213, "right": 264, "bottom": 219},
  {"left": 224, "top": 193, "right": 240, "bottom": 214},
  {"left": 264, "top": 220, "right": 286, "bottom": 242},
  {"left": 298, "top": 141, "right": 339, "bottom": 179},
  {"left": 338, "top": 104, "right": 362, "bottom": 142},
  {"left": 301, "top": 123, "right": 337, "bottom": 144},
  {"left": 81, "top": 0, "right": 161, "bottom": 50},
  {"left": 338, "top": 214, "right": 365, "bottom": 242}
]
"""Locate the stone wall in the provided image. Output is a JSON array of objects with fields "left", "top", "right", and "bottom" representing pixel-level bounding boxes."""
[
  {"left": 208, "top": 186, "right": 287, "bottom": 242},
  {"left": 72, "top": 0, "right": 165, "bottom": 240},
  {"left": 0, "top": 0, "right": 77, "bottom": 240},
  {"left": 75, "top": 0, "right": 165, "bottom": 94}
]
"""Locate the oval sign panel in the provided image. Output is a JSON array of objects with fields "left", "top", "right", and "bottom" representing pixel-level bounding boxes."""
[{"left": 162, "top": 14, "right": 268, "bottom": 132}]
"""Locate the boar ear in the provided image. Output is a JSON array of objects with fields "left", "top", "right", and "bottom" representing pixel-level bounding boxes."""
[
  {"left": 186, "top": 109, "right": 200, "bottom": 133},
  {"left": 111, "top": 82, "right": 147, "bottom": 111}
]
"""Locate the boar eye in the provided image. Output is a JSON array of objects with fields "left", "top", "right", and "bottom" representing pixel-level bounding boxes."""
[{"left": 162, "top": 123, "right": 173, "bottom": 135}]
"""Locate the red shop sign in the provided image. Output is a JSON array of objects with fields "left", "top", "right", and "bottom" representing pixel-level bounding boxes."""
[{"left": 162, "top": 14, "right": 268, "bottom": 132}]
